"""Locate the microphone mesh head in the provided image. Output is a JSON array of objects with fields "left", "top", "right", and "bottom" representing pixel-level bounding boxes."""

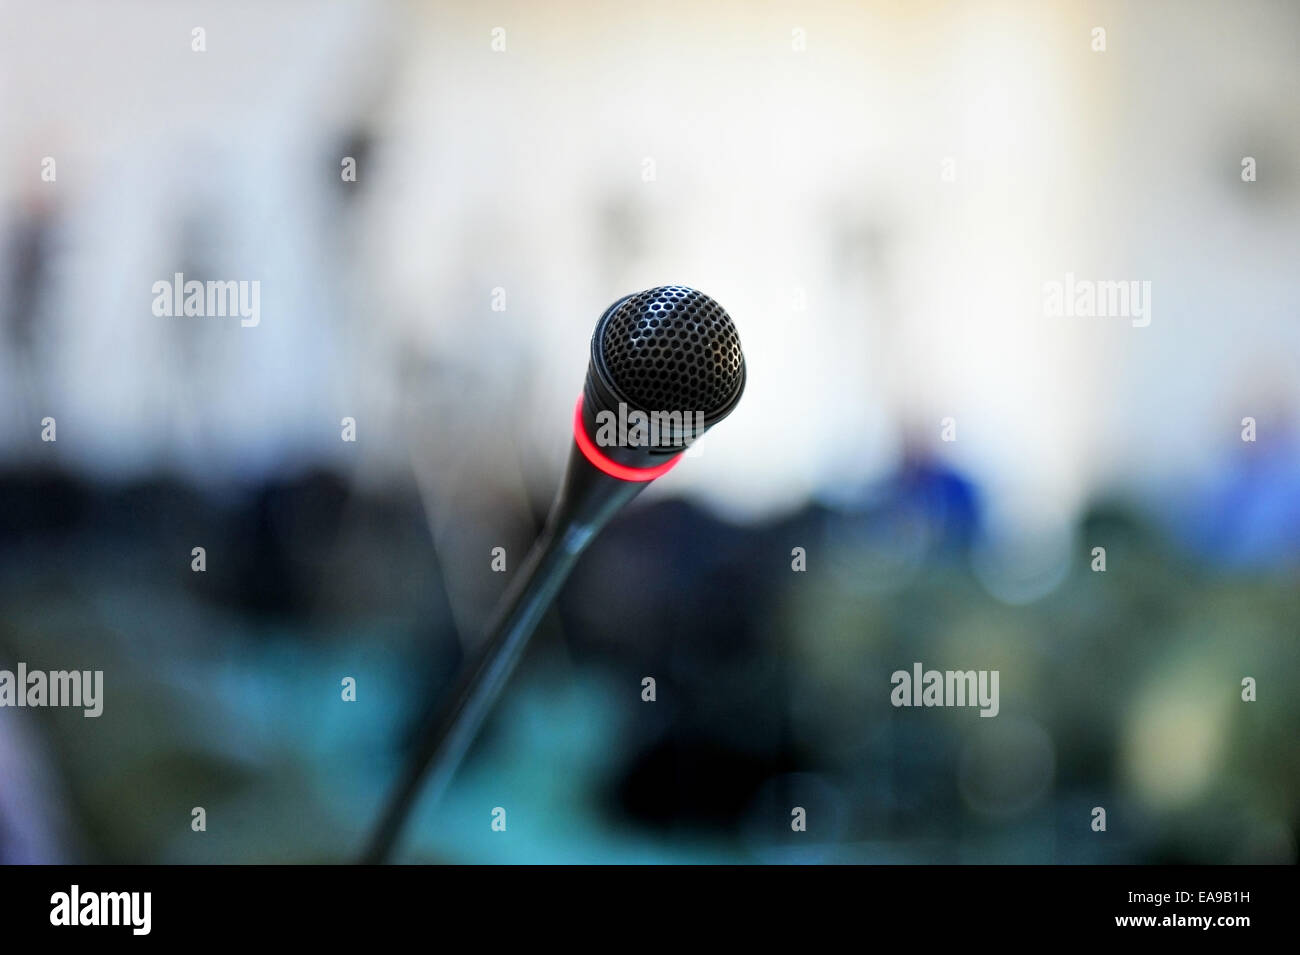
[{"left": 599, "top": 286, "right": 744, "bottom": 415}]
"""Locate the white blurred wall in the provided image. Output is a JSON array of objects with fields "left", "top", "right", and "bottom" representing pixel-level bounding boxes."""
[{"left": 1, "top": 0, "right": 1297, "bottom": 530}]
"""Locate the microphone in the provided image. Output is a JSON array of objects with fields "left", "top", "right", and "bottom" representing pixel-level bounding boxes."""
[{"left": 361, "top": 286, "right": 746, "bottom": 863}]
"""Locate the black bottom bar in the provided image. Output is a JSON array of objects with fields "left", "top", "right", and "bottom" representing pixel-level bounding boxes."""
[{"left": 1, "top": 864, "right": 1290, "bottom": 942}]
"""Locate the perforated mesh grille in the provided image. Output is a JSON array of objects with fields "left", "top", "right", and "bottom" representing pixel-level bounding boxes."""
[{"left": 599, "top": 286, "right": 743, "bottom": 414}]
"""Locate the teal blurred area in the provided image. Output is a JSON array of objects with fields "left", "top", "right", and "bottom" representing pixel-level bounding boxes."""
[{"left": 0, "top": 462, "right": 1295, "bottom": 863}]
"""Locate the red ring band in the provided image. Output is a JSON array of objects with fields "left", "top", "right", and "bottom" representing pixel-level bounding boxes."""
[{"left": 572, "top": 395, "right": 682, "bottom": 482}]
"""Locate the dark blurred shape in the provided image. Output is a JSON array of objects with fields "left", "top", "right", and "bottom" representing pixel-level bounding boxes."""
[{"left": 3, "top": 196, "right": 56, "bottom": 356}]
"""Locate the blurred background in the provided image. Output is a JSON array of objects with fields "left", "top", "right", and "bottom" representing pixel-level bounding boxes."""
[{"left": 0, "top": 0, "right": 1296, "bottom": 863}]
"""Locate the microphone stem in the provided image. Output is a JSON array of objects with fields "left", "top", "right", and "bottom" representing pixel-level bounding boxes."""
[
  {"left": 361, "top": 512, "right": 596, "bottom": 863},
  {"left": 361, "top": 442, "right": 645, "bottom": 863}
]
